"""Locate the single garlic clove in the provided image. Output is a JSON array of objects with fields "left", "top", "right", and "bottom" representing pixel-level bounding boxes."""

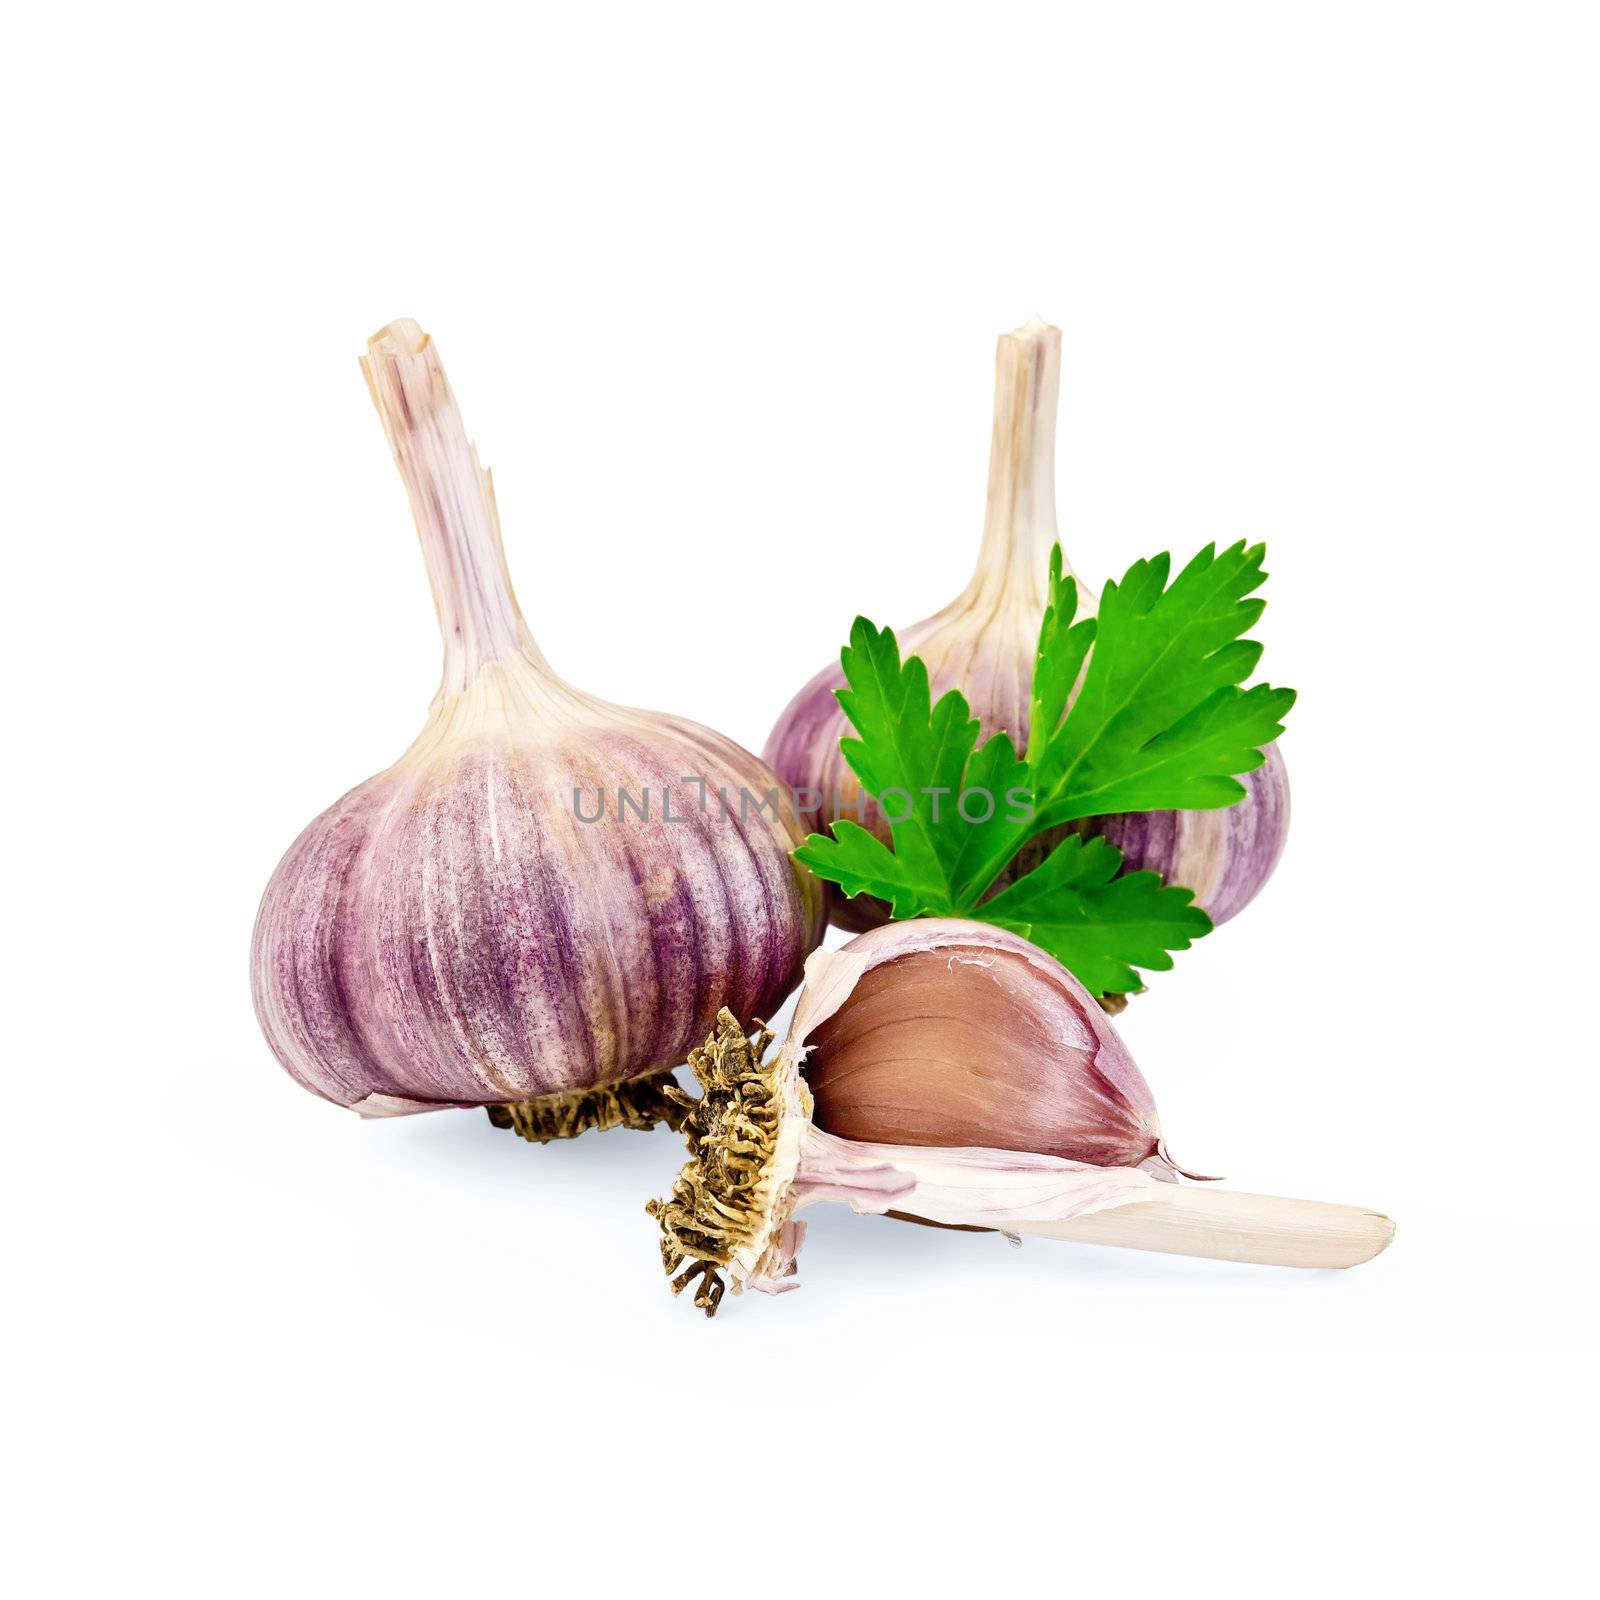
[
  {"left": 251, "top": 321, "right": 825, "bottom": 1136},
  {"left": 649, "top": 923, "right": 1392, "bottom": 1314},
  {"left": 801, "top": 921, "right": 1172, "bottom": 1173},
  {"left": 763, "top": 317, "right": 1290, "bottom": 936}
]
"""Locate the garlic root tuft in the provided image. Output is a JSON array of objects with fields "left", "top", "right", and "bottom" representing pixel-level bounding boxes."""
[
  {"left": 646, "top": 1012, "right": 796, "bottom": 1316},
  {"left": 486, "top": 1067, "right": 690, "bottom": 1144}
]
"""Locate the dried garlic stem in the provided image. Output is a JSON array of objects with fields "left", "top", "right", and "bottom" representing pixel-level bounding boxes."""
[
  {"left": 362, "top": 319, "right": 545, "bottom": 694},
  {"left": 1014, "top": 1186, "right": 1395, "bottom": 1269},
  {"left": 962, "top": 315, "right": 1084, "bottom": 613}
]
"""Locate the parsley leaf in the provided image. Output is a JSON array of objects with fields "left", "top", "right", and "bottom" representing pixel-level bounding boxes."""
[
  {"left": 791, "top": 617, "right": 1207, "bottom": 993},
  {"left": 793, "top": 818, "right": 933, "bottom": 918},
  {"left": 794, "top": 619, "right": 983, "bottom": 915},
  {"left": 829, "top": 617, "right": 980, "bottom": 911},
  {"left": 950, "top": 540, "right": 1294, "bottom": 905},
  {"left": 1026, "top": 544, "right": 1096, "bottom": 766},
  {"left": 980, "top": 834, "right": 1212, "bottom": 997},
  {"left": 1030, "top": 541, "right": 1295, "bottom": 822},
  {"left": 795, "top": 542, "right": 1293, "bottom": 994},
  {"left": 944, "top": 727, "right": 1031, "bottom": 905}
]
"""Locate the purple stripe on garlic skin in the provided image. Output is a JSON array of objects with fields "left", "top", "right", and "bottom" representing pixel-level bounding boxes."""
[
  {"left": 1088, "top": 744, "right": 1290, "bottom": 927},
  {"left": 763, "top": 316, "right": 1290, "bottom": 934},
  {"left": 251, "top": 320, "right": 824, "bottom": 1117}
]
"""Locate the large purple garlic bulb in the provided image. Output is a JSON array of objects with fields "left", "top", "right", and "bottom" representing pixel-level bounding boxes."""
[
  {"left": 764, "top": 317, "right": 1289, "bottom": 935},
  {"left": 252, "top": 320, "right": 825, "bottom": 1141}
]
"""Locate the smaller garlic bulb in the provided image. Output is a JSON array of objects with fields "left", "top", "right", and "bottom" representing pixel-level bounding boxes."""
[
  {"left": 649, "top": 920, "right": 1393, "bottom": 1314},
  {"left": 763, "top": 317, "right": 1290, "bottom": 934},
  {"left": 251, "top": 321, "right": 824, "bottom": 1139}
]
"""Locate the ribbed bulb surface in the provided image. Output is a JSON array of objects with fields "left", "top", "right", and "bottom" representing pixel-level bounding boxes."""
[{"left": 251, "top": 321, "right": 824, "bottom": 1116}]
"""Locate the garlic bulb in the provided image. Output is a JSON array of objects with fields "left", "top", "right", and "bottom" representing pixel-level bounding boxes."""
[
  {"left": 648, "top": 920, "right": 1392, "bottom": 1313},
  {"left": 763, "top": 317, "right": 1290, "bottom": 932},
  {"left": 251, "top": 320, "right": 825, "bottom": 1138}
]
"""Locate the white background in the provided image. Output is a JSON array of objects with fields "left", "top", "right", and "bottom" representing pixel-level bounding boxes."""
[{"left": 5, "top": 4, "right": 1596, "bottom": 1595}]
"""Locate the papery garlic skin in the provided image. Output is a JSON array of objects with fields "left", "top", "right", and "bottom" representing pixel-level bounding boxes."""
[
  {"left": 252, "top": 321, "right": 824, "bottom": 1118},
  {"left": 743, "top": 1123, "right": 1166, "bottom": 1296},
  {"left": 255, "top": 683, "right": 817, "bottom": 1112},
  {"left": 763, "top": 317, "right": 1290, "bottom": 932}
]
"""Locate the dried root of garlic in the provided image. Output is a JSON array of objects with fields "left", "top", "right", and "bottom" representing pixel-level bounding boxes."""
[{"left": 486, "top": 1069, "right": 690, "bottom": 1143}]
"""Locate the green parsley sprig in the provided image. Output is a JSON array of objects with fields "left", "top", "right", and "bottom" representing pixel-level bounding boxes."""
[{"left": 794, "top": 541, "right": 1295, "bottom": 996}]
